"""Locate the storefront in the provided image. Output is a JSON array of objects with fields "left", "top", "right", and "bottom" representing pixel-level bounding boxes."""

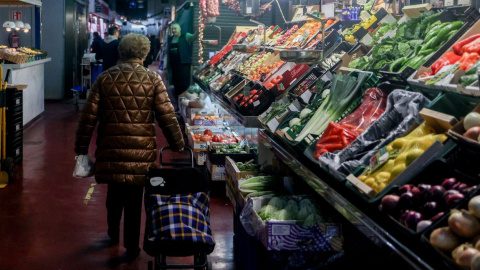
[{"left": 179, "top": 0, "right": 480, "bottom": 268}]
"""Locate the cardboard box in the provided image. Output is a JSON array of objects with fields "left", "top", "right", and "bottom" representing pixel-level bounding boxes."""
[
  {"left": 225, "top": 156, "right": 258, "bottom": 190},
  {"left": 448, "top": 103, "right": 480, "bottom": 150},
  {"left": 402, "top": 3, "right": 432, "bottom": 18},
  {"left": 206, "top": 159, "right": 226, "bottom": 181}
]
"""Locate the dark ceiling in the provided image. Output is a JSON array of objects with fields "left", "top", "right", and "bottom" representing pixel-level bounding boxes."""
[{"left": 105, "top": 0, "right": 150, "bottom": 20}]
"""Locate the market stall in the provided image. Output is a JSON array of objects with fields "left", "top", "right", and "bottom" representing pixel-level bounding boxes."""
[{"left": 186, "top": 1, "right": 480, "bottom": 269}]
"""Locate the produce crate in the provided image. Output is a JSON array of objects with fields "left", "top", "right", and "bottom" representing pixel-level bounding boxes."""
[
  {"left": 447, "top": 103, "right": 480, "bottom": 151},
  {"left": 240, "top": 196, "right": 344, "bottom": 265},
  {"left": 270, "top": 64, "right": 310, "bottom": 96},
  {"left": 303, "top": 83, "right": 399, "bottom": 167},
  {"left": 207, "top": 145, "right": 256, "bottom": 165},
  {"left": 378, "top": 159, "right": 479, "bottom": 238},
  {"left": 245, "top": 88, "right": 277, "bottom": 116},
  {"left": 420, "top": 199, "right": 476, "bottom": 270},
  {"left": 287, "top": 66, "right": 329, "bottom": 97},
  {"left": 425, "top": 92, "right": 479, "bottom": 119},
  {"left": 225, "top": 156, "right": 257, "bottom": 181},
  {"left": 206, "top": 158, "right": 226, "bottom": 181},
  {"left": 344, "top": 109, "right": 459, "bottom": 203}
]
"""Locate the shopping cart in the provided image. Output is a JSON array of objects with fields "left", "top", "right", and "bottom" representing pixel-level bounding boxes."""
[{"left": 144, "top": 147, "right": 215, "bottom": 270}]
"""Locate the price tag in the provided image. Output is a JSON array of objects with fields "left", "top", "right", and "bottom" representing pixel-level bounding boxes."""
[
  {"left": 289, "top": 78, "right": 297, "bottom": 85},
  {"left": 300, "top": 90, "right": 312, "bottom": 103},
  {"left": 369, "top": 147, "right": 389, "bottom": 172},
  {"left": 267, "top": 118, "right": 280, "bottom": 131},
  {"left": 253, "top": 100, "right": 260, "bottom": 107},
  {"left": 288, "top": 100, "right": 302, "bottom": 112}
]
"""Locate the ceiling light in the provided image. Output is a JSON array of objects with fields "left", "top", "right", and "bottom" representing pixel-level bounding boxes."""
[
  {"left": 23, "top": 23, "right": 31, "bottom": 33},
  {"left": 14, "top": 20, "right": 24, "bottom": 30},
  {"left": 3, "top": 21, "right": 15, "bottom": 32},
  {"left": 3, "top": 1, "right": 15, "bottom": 32}
]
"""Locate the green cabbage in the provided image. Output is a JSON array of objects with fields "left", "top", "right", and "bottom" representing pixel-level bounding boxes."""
[
  {"left": 268, "top": 197, "right": 286, "bottom": 210},
  {"left": 297, "top": 204, "right": 316, "bottom": 222},
  {"left": 303, "top": 213, "right": 324, "bottom": 227},
  {"left": 284, "top": 205, "right": 298, "bottom": 220},
  {"left": 287, "top": 199, "right": 298, "bottom": 208},
  {"left": 258, "top": 205, "right": 278, "bottom": 220},
  {"left": 299, "top": 198, "right": 313, "bottom": 209},
  {"left": 273, "top": 209, "right": 295, "bottom": 221}
]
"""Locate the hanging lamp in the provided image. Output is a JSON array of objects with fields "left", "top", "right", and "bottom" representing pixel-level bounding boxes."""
[
  {"left": 13, "top": 3, "right": 24, "bottom": 30},
  {"left": 22, "top": 5, "right": 30, "bottom": 33},
  {"left": 3, "top": 2, "right": 15, "bottom": 32}
]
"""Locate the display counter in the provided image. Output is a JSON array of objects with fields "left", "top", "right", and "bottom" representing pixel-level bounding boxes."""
[{"left": 1, "top": 58, "right": 52, "bottom": 125}]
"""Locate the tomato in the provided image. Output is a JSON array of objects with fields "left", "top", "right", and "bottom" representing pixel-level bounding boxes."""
[
  {"left": 200, "top": 134, "right": 212, "bottom": 142},
  {"left": 271, "top": 78, "right": 279, "bottom": 84},
  {"left": 265, "top": 82, "right": 274, "bottom": 89},
  {"left": 233, "top": 96, "right": 240, "bottom": 102},
  {"left": 276, "top": 75, "right": 283, "bottom": 81},
  {"left": 212, "top": 135, "right": 223, "bottom": 142},
  {"left": 204, "top": 129, "right": 213, "bottom": 136},
  {"left": 250, "top": 90, "right": 258, "bottom": 96},
  {"left": 240, "top": 101, "right": 246, "bottom": 107},
  {"left": 194, "top": 133, "right": 202, "bottom": 140},
  {"left": 242, "top": 96, "right": 248, "bottom": 102},
  {"left": 248, "top": 99, "right": 253, "bottom": 105},
  {"left": 252, "top": 95, "right": 259, "bottom": 101}
]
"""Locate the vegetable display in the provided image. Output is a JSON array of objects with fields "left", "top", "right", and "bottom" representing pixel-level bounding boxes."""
[
  {"left": 257, "top": 197, "right": 324, "bottom": 226},
  {"left": 428, "top": 195, "right": 480, "bottom": 269},
  {"left": 293, "top": 73, "right": 369, "bottom": 142},
  {"left": 313, "top": 87, "right": 387, "bottom": 159},
  {"left": 380, "top": 177, "right": 477, "bottom": 232},
  {"left": 357, "top": 122, "right": 448, "bottom": 194}
]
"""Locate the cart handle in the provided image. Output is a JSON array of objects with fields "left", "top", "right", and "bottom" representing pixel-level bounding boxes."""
[{"left": 159, "top": 146, "right": 194, "bottom": 168}]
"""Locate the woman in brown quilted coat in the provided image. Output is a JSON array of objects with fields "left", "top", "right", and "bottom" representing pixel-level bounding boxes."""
[{"left": 75, "top": 33, "right": 184, "bottom": 261}]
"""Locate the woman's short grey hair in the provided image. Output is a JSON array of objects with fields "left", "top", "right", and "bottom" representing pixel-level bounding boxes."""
[{"left": 118, "top": 33, "right": 150, "bottom": 60}]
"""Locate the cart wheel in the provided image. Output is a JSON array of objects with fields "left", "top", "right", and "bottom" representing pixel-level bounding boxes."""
[{"left": 3, "top": 157, "right": 14, "bottom": 179}]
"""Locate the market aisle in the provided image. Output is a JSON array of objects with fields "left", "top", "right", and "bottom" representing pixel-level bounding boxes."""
[{"left": 0, "top": 99, "right": 235, "bottom": 270}]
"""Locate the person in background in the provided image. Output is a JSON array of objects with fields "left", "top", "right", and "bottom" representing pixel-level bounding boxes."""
[
  {"left": 164, "top": 23, "right": 196, "bottom": 112},
  {"left": 75, "top": 33, "right": 185, "bottom": 262},
  {"left": 96, "top": 27, "right": 120, "bottom": 71},
  {"left": 143, "top": 34, "right": 154, "bottom": 68},
  {"left": 90, "top": 32, "right": 102, "bottom": 54},
  {"left": 104, "top": 32, "right": 108, "bottom": 39},
  {"left": 150, "top": 35, "right": 161, "bottom": 61}
]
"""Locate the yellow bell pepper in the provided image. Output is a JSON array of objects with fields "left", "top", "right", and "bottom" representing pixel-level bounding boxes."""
[{"left": 359, "top": 123, "right": 448, "bottom": 194}]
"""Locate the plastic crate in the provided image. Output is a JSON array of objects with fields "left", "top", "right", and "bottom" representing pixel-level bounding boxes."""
[
  {"left": 345, "top": 139, "right": 457, "bottom": 204},
  {"left": 379, "top": 159, "right": 479, "bottom": 238},
  {"left": 6, "top": 136, "right": 22, "bottom": 163},
  {"left": 425, "top": 92, "right": 479, "bottom": 119}
]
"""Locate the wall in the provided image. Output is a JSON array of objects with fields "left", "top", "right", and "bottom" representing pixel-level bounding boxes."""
[
  {"left": 43, "top": 1, "right": 66, "bottom": 99},
  {"left": 0, "top": 6, "right": 35, "bottom": 48}
]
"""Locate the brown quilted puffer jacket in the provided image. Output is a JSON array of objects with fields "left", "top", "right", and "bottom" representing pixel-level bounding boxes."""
[{"left": 75, "top": 58, "right": 184, "bottom": 185}]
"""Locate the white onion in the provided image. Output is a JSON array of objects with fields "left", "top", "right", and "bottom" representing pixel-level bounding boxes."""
[
  {"left": 469, "top": 196, "right": 480, "bottom": 219},
  {"left": 463, "top": 112, "right": 480, "bottom": 131}
]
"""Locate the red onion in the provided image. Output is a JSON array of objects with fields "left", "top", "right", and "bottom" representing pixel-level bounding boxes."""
[
  {"left": 441, "top": 178, "right": 457, "bottom": 190},
  {"left": 398, "top": 192, "right": 417, "bottom": 210},
  {"left": 398, "top": 184, "right": 420, "bottom": 196},
  {"left": 426, "top": 185, "right": 445, "bottom": 203},
  {"left": 461, "top": 185, "right": 477, "bottom": 195},
  {"left": 403, "top": 211, "right": 423, "bottom": 230},
  {"left": 416, "top": 220, "right": 432, "bottom": 232},
  {"left": 445, "top": 192, "right": 465, "bottom": 208},
  {"left": 380, "top": 194, "right": 400, "bottom": 215},
  {"left": 418, "top": 184, "right": 431, "bottom": 197},
  {"left": 422, "top": 201, "right": 440, "bottom": 219},
  {"left": 431, "top": 212, "right": 445, "bottom": 222},
  {"left": 452, "top": 182, "right": 467, "bottom": 191}
]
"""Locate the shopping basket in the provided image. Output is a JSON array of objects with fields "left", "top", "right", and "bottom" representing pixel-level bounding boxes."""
[{"left": 144, "top": 146, "right": 215, "bottom": 270}]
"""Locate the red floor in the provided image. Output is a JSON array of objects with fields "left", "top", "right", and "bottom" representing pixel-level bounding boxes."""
[{"left": 0, "top": 99, "right": 236, "bottom": 270}]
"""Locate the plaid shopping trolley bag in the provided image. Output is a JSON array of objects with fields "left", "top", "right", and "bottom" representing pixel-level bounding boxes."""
[{"left": 144, "top": 147, "right": 215, "bottom": 270}]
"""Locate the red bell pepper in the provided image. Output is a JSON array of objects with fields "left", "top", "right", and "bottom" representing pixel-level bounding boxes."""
[
  {"left": 462, "top": 37, "right": 480, "bottom": 55},
  {"left": 453, "top": 34, "right": 480, "bottom": 55},
  {"left": 458, "top": 52, "right": 480, "bottom": 71},
  {"left": 430, "top": 52, "right": 462, "bottom": 75}
]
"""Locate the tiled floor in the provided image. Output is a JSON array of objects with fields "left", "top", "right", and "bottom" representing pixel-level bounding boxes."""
[{"left": 0, "top": 99, "right": 236, "bottom": 270}]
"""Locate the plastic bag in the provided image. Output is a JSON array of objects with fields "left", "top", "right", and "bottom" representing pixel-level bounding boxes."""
[
  {"left": 313, "top": 88, "right": 388, "bottom": 159},
  {"left": 73, "top": 154, "right": 95, "bottom": 178},
  {"left": 319, "top": 90, "right": 431, "bottom": 179}
]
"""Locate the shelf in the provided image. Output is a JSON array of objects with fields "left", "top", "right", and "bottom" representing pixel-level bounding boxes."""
[
  {"left": 258, "top": 129, "right": 436, "bottom": 270},
  {"left": 192, "top": 75, "right": 262, "bottom": 128},
  {"left": 1, "top": 58, "right": 51, "bottom": 69}
]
